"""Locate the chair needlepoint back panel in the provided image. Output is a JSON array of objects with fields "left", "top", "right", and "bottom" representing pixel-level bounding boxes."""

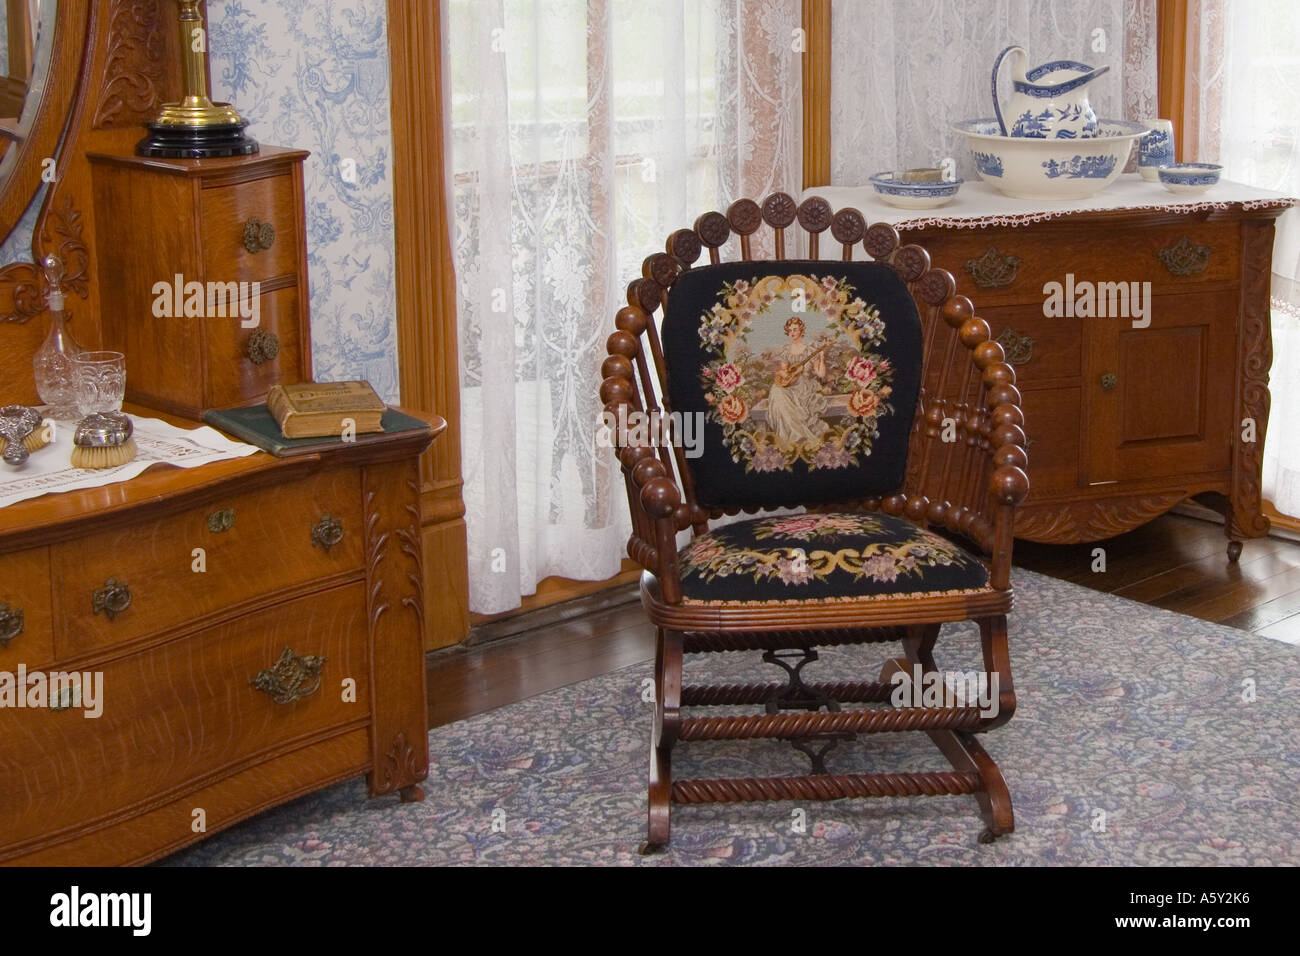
[
  {"left": 600, "top": 194, "right": 1030, "bottom": 851},
  {"left": 660, "top": 259, "right": 922, "bottom": 511}
]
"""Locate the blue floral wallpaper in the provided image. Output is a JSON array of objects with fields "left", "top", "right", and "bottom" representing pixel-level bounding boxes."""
[{"left": 208, "top": 0, "right": 401, "bottom": 401}]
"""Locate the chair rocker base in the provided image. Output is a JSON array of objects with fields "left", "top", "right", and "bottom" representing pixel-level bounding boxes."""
[{"left": 640, "top": 621, "right": 1016, "bottom": 853}]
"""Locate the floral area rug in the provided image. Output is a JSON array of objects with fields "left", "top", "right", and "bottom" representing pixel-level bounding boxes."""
[{"left": 164, "top": 569, "right": 1300, "bottom": 866}]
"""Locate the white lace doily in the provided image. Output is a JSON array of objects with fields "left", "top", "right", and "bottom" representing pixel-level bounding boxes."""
[
  {"left": 804, "top": 174, "right": 1298, "bottom": 231},
  {"left": 0, "top": 414, "right": 259, "bottom": 509}
]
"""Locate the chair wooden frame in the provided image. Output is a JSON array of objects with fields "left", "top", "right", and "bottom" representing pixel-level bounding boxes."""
[{"left": 600, "top": 193, "right": 1030, "bottom": 850}]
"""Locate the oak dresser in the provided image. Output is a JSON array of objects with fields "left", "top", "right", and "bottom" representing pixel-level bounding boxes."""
[
  {"left": 809, "top": 178, "right": 1297, "bottom": 559},
  {"left": 0, "top": 409, "right": 438, "bottom": 865}
]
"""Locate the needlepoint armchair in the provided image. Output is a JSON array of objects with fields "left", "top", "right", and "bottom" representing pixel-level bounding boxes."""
[{"left": 600, "top": 194, "right": 1029, "bottom": 851}]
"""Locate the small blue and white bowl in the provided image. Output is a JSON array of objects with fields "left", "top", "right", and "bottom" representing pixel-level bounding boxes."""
[
  {"left": 869, "top": 169, "right": 963, "bottom": 209},
  {"left": 1157, "top": 162, "right": 1222, "bottom": 194}
]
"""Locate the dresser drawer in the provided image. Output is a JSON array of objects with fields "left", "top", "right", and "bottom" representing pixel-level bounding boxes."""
[
  {"left": 204, "top": 285, "right": 305, "bottom": 409},
  {"left": 924, "top": 220, "right": 1241, "bottom": 307},
  {"left": 0, "top": 548, "right": 54, "bottom": 670},
  {"left": 199, "top": 172, "right": 301, "bottom": 283},
  {"left": 0, "top": 582, "right": 370, "bottom": 853},
  {"left": 52, "top": 469, "right": 363, "bottom": 656},
  {"left": 982, "top": 306, "right": 1082, "bottom": 383}
]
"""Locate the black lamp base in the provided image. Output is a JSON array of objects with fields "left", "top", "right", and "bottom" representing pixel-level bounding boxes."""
[{"left": 136, "top": 121, "right": 260, "bottom": 159}]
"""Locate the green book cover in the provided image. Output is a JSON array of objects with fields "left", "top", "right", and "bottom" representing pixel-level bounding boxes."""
[{"left": 204, "top": 404, "right": 431, "bottom": 457}]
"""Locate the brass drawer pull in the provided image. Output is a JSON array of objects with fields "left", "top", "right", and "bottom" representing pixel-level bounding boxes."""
[
  {"left": 995, "top": 327, "right": 1035, "bottom": 366},
  {"left": 0, "top": 602, "right": 23, "bottom": 647},
  {"left": 207, "top": 508, "right": 235, "bottom": 533},
  {"left": 1100, "top": 373, "right": 1118, "bottom": 390},
  {"left": 245, "top": 328, "right": 280, "bottom": 365},
  {"left": 965, "top": 246, "right": 1021, "bottom": 288},
  {"left": 311, "top": 515, "right": 344, "bottom": 552},
  {"left": 250, "top": 647, "right": 326, "bottom": 704},
  {"left": 242, "top": 217, "right": 277, "bottom": 254},
  {"left": 1157, "top": 236, "right": 1210, "bottom": 276},
  {"left": 92, "top": 578, "right": 132, "bottom": 620}
]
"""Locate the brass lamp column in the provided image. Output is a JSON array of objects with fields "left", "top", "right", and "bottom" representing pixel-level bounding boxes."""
[{"left": 137, "top": 0, "right": 258, "bottom": 158}]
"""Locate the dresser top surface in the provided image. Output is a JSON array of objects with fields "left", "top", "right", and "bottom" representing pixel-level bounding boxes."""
[
  {"left": 805, "top": 175, "right": 1298, "bottom": 232},
  {"left": 0, "top": 405, "right": 441, "bottom": 551}
]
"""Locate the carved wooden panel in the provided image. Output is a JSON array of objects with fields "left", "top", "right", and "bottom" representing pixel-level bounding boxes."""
[
  {"left": 363, "top": 463, "right": 430, "bottom": 797},
  {"left": 1014, "top": 491, "right": 1188, "bottom": 542},
  {"left": 1230, "top": 220, "right": 1274, "bottom": 539},
  {"left": 93, "top": 0, "right": 171, "bottom": 129}
]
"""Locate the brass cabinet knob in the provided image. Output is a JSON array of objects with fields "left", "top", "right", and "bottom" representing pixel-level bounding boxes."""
[
  {"left": 245, "top": 328, "right": 280, "bottom": 365},
  {"left": 92, "top": 578, "right": 132, "bottom": 620},
  {"left": 1100, "top": 373, "right": 1118, "bottom": 390},
  {"left": 207, "top": 508, "right": 235, "bottom": 533},
  {"left": 311, "top": 515, "right": 344, "bottom": 552},
  {"left": 242, "top": 217, "right": 277, "bottom": 254},
  {"left": 0, "top": 602, "right": 23, "bottom": 647},
  {"left": 250, "top": 647, "right": 326, "bottom": 704}
]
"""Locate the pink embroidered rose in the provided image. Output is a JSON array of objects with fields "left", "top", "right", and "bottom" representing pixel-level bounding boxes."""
[
  {"left": 714, "top": 363, "right": 743, "bottom": 392},
  {"left": 718, "top": 394, "right": 748, "bottom": 424},
  {"left": 820, "top": 276, "right": 838, "bottom": 292},
  {"left": 768, "top": 516, "right": 822, "bottom": 537},
  {"left": 848, "top": 388, "right": 880, "bottom": 418},
  {"left": 846, "top": 357, "right": 877, "bottom": 386}
]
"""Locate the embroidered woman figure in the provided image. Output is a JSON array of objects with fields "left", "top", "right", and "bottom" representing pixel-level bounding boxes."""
[{"left": 766, "top": 316, "right": 828, "bottom": 450}]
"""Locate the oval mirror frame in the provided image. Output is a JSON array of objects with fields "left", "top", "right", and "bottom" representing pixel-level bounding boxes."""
[{"left": 0, "top": 0, "right": 90, "bottom": 249}]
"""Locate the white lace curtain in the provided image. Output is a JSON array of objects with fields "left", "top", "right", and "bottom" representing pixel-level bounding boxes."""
[
  {"left": 828, "top": 0, "right": 1157, "bottom": 183},
  {"left": 1183, "top": 0, "right": 1300, "bottom": 518},
  {"left": 448, "top": 0, "right": 802, "bottom": 614}
]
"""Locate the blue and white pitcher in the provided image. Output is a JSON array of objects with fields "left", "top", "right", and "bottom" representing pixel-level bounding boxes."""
[{"left": 992, "top": 45, "right": 1109, "bottom": 139}]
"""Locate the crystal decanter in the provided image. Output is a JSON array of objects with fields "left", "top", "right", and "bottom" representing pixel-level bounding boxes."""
[{"left": 32, "top": 254, "right": 83, "bottom": 420}]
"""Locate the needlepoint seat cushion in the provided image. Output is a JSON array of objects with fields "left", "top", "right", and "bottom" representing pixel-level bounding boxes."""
[
  {"left": 661, "top": 260, "right": 923, "bottom": 511},
  {"left": 677, "top": 512, "right": 991, "bottom": 606}
]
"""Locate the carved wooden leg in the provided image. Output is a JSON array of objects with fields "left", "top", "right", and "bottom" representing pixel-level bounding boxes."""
[
  {"left": 641, "top": 628, "right": 682, "bottom": 854},
  {"left": 399, "top": 784, "right": 424, "bottom": 803},
  {"left": 901, "top": 623, "right": 940, "bottom": 671},
  {"left": 928, "top": 728, "right": 1015, "bottom": 842},
  {"left": 976, "top": 616, "right": 1016, "bottom": 732}
]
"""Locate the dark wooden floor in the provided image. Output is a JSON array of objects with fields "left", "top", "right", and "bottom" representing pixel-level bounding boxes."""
[{"left": 426, "top": 513, "right": 1300, "bottom": 728}]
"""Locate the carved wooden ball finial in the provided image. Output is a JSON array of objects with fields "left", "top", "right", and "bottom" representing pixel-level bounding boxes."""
[
  {"left": 959, "top": 317, "right": 991, "bottom": 347},
  {"left": 606, "top": 329, "right": 639, "bottom": 358},
  {"left": 986, "top": 382, "right": 1021, "bottom": 408},
  {"left": 972, "top": 340, "right": 1004, "bottom": 369},
  {"left": 600, "top": 376, "right": 634, "bottom": 407},
  {"left": 992, "top": 465, "right": 1030, "bottom": 505},
  {"left": 942, "top": 295, "right": 974, "bottom": 328},
  {"left": 615, "top": 305, "right": 647, "bottom": 335}
]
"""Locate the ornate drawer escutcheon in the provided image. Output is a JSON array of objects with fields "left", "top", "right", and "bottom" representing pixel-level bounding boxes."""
[
  {"left": 245, "top": 328, "right": 280, "bottom": 366},
  {"left": 207, "top": 508, "right": 236, "bottom": 533},
  {"left": 242, "top": 217, "right": 277, "bottom": 254},
  {"left": 1157, "top": 236, "right": 1211, "bottom": 276},
  {"left": 250, "top": 647, "right": 326, "bottom": 704},
  {"left": 1100, "top": 372, "right": 1118, "bottom": 391},
  {"left": 0, "top": 602, "right": 22, "bottom": 647},
  {"left": 995, "top": 328, "right": 1035, "bottom": 366},
  {"left": 92, "top": 578, "right": 132, "bottom": 620},
  {"left": 311, "top": 515, "right": 345, "bottom": 552},
  {"left": 965, "top": 247, "right": 1022, "bottom": 288}
]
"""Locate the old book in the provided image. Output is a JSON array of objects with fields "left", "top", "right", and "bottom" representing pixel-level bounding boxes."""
[
  {"left": 266, "top": 380, "right": 387, "bottom": 439},
  {"left": 205, "top": 404, "right": 430, "bottom": 457}
]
